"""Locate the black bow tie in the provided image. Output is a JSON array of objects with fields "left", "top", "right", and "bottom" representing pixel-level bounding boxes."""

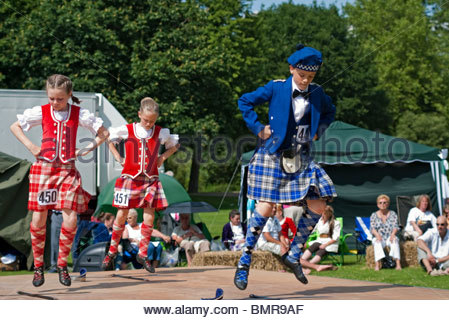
[{"left": 292, "top": 89, "right": 308, "bottom": 99}]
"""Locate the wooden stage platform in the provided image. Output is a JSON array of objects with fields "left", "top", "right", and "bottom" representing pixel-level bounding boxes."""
[{"left": 1, "top": 266, "right": 448, "bottom": 300}]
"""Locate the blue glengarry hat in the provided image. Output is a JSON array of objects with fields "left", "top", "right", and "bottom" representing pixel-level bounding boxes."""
[{"left": 287, "top": 44, "right": 322, "bottom": 72}]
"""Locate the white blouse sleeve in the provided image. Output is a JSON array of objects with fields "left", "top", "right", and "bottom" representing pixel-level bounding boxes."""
[
  {"left": 109, "top": 125, "right": 128, "bottom": 141},
  {"left": 159, "top": 128, "right": 179, "bottom": 148},
  {"left": 16, "top": 106, "right": 42, "bottom": 132},
  {"left": 79, "top": 108, "right": 104, "bottom": 134}
]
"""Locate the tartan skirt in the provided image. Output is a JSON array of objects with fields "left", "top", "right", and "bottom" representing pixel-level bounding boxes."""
[
  {"left": 28, "top": 160, "right": 91, "bottom": 212},
  {"left": 112, "top": 174, "right": 168, "bottom": 210},
  {"left": 247, "top": 147, "right": 337, "bottom": 203}
]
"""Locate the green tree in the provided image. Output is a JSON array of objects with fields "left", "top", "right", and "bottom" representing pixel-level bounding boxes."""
[
  {"left": 0, "top": 0, "right": 257, "bottom": 192},
  {"left": 396, "top": 111, "right": 449, "bottom": 148},
  {"left": 247, "top": 2, "right": 391, "bottom": 132},
  {"left": 345, "top": 0, "right": 448, "bottom": 125},
  {"left": 0, "top": 0, "right": 132, "bottom": 105}
]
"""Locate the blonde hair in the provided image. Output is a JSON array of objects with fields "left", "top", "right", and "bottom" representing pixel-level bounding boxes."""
[
  {"left": 46, "top": 74, "right": 80, "bottom": 104},
  {"left": 416, "top": 194, "right": 432, "bottom": 211},
  {"left": 140, "top": 97, "right": 159, "bottom": 114},
  {"left": 377, "top": 194, "right": 390, "bottom": 203},
  {"left": 323, "top": 205, "right": 335, "bottom": 236}
]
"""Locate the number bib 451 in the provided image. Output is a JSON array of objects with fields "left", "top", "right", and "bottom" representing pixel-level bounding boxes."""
[
  {"left": 37, "top": 189, "right": 58, "bottom": 205},
  {"left": 114, "top": 189, "right": 131, "bottom": 207},
  {"left": 296, "top": 125, "right": 311, "bottom": 143}
]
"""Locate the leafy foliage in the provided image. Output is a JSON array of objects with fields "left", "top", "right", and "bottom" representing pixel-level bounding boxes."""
[
  {"left": 395, "top": 111, "right": 449, "bottom": 149},
  {"left": 345, "top": 0, "right": 449, "bottom": 127},
  {"left": 1, "top": 0, "right": 448, "bottom": 189},
  {"left": 250, "top": 3, "right": 392, "bottom": 132}
]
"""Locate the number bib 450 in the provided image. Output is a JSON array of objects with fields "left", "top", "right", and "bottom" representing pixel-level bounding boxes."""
[
  {"left": 114, "top": 189, "right": 131, "bottom": 207},
  {"left": 37, "top": 189, "right": 58, "bottom": 205}
]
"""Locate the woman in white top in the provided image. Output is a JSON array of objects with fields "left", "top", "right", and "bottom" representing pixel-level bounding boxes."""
[
  {"left": 370, "top": 194, "right": 401, "bottom": 271},
  {"left": 404, "top": 194, "right": 437, "bottom": 241},
  {"left": 300, "top": 205, "right": 339, "bottom": 273}
]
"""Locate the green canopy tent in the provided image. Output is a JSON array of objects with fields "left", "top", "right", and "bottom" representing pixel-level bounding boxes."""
[
  {"left": 240, "top": 121, "right": 448, "bottom": 239},
  {"left": 94, "top": 173, "right": 192, "bottom": 221},
  {"left": 0, "top": 151, "right": 51, "bottom": 270},
  {"left": 94, "top": 173, "right": 214, "bottom": 240}
]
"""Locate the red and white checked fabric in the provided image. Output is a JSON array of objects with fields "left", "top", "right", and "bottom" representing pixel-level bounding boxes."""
[
  {"left": 108, "top": 222, "right": 125, "bottom": 256},
  {"left": 138, "top": 223, "right": 153, "bottom": 258},
  {"left": 28, "top": 160, "right": 91, "bottom": 212},
  {"left": 57, "top": 224, "right": 77, "bottom": 267},
  {"left": 112, "top": 174, "right": 167, "bottom": 209},
  {"left": 30, "top": 223, "right": 46, "bottom": 268}
]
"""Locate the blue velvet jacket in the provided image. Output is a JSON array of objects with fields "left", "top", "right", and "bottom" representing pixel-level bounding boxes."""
[{"left": 238, "top": 76, "right": 336, "bottom": 154}]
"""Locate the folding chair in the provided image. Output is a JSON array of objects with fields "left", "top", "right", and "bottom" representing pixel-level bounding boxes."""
[
  {"left": 396, "top": 195, "right": 420, "bottom": 240},
  {"left": 327, "top": 217, "right": 353, "bottom": 266},
  {"left": 354, "top": 216, "right": 372, "bottom": 262}
]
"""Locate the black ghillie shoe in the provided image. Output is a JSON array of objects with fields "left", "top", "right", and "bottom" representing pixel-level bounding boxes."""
[
  {"left": 136, "top": 254, "right": 153, "bottom": 273},
  {"left": 101, "top": 253, "right": 116, "bottom": 271},
  {"left": 234, "top": 264, "right": 250, "bottom": 290},
  {"left": 32, "top": 266, "right": 45, "bottom": 287},
  {"left": 281, "top": 254, "right": 308, "bottom": 284},
  {"left": 57, "top": 266, "right": 71, "bottom": 287}
]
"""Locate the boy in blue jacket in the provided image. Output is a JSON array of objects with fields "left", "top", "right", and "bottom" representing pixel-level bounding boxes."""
[{"left": 234, "top": 44, "right": 337, "bottom": 290}]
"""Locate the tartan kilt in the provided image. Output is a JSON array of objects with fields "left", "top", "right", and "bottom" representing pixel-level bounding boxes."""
[
  {"left": 247, "top": 147, "right": 337, "bottom": 203},
  {"left": 112, "top": 174, "right": 168, "bottom": 210},
  {"left": 28, "top": 160, "right": 91, "bottom": 212}
]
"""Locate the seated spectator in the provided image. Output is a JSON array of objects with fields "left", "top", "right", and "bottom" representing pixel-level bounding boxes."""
[
  {"left": 256, "top": 207, "right": 288, "bottom": 256},
  {"left": 120, "top": 209, "right": 170, "bottom": 272},
  {"left": 282, "top": 204, "right": 303, "bottom": 227},
  {"left": 404, "top": 194, "right": 437, "bottom": 240},
  {"left": 417, "top": 216, "right": 449, "bottom": 276},
  {"left": 275, "top": 204, "right": 296, "bottom": 244},
  {"left": 222, "top": 210, "right": 247, "bottom": 251},
  {"left": 148, "top": 213, "right": 171, "bottom": 270},
  {"left": 300, "top": 205, "right": 340, "bottom": 273},
  {"left": 171, "top": 213, "right": 210, "bottom": 267},
  {"left": 72, "top": 197, "right": 97, "bottom": 260},
  {"left": 100, "top": 212, "right": 115, "bottom": 237},
  {"left": 370, "top": 194, "right": 401, "bottom": 271}
]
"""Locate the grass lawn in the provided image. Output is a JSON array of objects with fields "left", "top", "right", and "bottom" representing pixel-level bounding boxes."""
[
  {"left": 190, "top": 193, "right": 239, "bottom": 240},
  {"left": 312, "top": 254, "right": 449, "bottom": 290}
]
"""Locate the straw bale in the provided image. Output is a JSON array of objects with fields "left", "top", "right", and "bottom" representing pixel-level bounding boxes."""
[
  {"left": 191, "top": 250, "right": 285, "bottom": 271},
  {"left": 365, "top": 241, "right": 418, "bottom": 268},
  {"left": 401, "top": 241, "right": 419, "bottom": 267},
  {"left": 0, "top": 261, "right": 19, "bottom": 271}
]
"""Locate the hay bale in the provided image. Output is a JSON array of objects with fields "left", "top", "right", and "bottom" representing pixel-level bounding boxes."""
[
  {"left": 191, "top": 250, "right": 285, "bottom": 271},
  {"left": 191, "top": 251, "right": 240, "bottom": 267},
  {"left": 365, "top": 245, "right": 375, "bottom": 268},
  {"left": 365, "top": 241, "right": 418, "bottom": 268},
  {"left": 0, "top": 261, "right": 19, "bottom": 271},
  {"left": 401, "top": 241, "right": 419, "bottom": 267}
]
